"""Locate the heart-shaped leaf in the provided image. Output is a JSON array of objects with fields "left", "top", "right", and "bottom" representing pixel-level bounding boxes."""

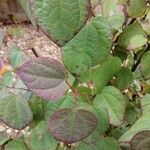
[
  {"left": 131, "top": 131, "right": 150, "bottom": 150},
  {"left": 141, "top": 51, "right": 150, "bottom": 79},
  {"left": 92, "top": 57, "right": 122, "bottom": 93},
  {"left": 62, "top": 16, "right": 112, "bottom": 67},
  {"left": 77, "top": 137, "right": 120, "bottom": 150},
  {"left": 5, "top": 139, "right": 27, "bottom": 150},
  {"left": 127, "top": 0, "right": 147, "bottom": 18},
  {"left": 8, "top": 45, "right": 27, "bottom": 68},
  {"left": 119, "top": 94, "right": 150, "bottom": 143},
  {"left": 116, "top": 67, "right": 133, "bottom": 90},
  {"left": 0, "top": 95, "right": 33, "bottom": 130},
  {"left": 17, "top": 58, "right": 68, "bottom": 100},
  {"left": 28, "top": 0, "right": 91, "bottom": 46},
  {"left": 48, "top": 108, "right": 98, "bottom": 144},
  {"left": 25, "top": 121, "right": 57, "bottom": 150},
  {"left": 94, "top": 86, "right": 126, "bottom": 126}
]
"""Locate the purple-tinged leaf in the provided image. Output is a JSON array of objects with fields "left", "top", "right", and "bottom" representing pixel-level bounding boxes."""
[
  {"left": 131, "top": 130, "right": 150, "bottom": 150},
  {"left": 48, "top": 108, "right": 98, "bottom": 144},
  {"left": 17, "top": 57, "right": 68, "bottom": 100},
  {"left": 28, "top": 0, "right": 91, "bottom": 46}
]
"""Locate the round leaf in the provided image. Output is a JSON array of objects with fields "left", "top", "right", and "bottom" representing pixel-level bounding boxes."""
[
  {"left": 141, "top": 51, "right": 150, "bottom": 79},
  {"left": 116, "top": 67, "right": 133, "bottom": 90},
  {"left": 25, "top": 121, "right": 57, "bottom": 150},
  {"left": 127, "top": 0, "right": 147, "bottom": 18},
  {"left": 94, "top": 86, "right": 126, "bottom": 126},
  {"left": 29, "top": 0, "right": 91, "bottom": 46},
  {"left": 62, "top": 16, "right": 112, "bottom": 67},
  {"left": 131, "top": 131, "right": 150, "bottom": 150},
  {"left": 77, "top": 137, "right": 120, "bottom": 150},
  {"left": 0, "top": 95, "right": 33, "bottom": 130},
  {"left": 5, "top": 139, "right": 27, "bottom": 150},
  {"left": 48, "top": 108, "right": 98, "bottom": 144},
  {"left": 17, "top": 57, "right": 68, "bottom": 100}
]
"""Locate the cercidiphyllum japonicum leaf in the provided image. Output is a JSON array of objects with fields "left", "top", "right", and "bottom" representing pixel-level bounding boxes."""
[
  {"left": 127, "top": 35, "right": 147, "bottom": 52},
  {"left": 44, "top": 95, "right": 109, "bottom": 135},
  {"left": 77, "top": 137, "right": 120, "bottom": 150},
  {"left": 17, "top": 57, "right": 68, "bottom": 100},
  {"left": 48, "top": 108, "right": 98, "bottom": 144},
  {"left": 8, "top": 45, "right": 27, "bottom": 68},
  {"left": 18, "top": 0, "right": 37, "bottom": 28},
  {"left": 29, "top": 95, "right": 45, "bottom": 125},
  {"left": 116, "top": 67, "right": 133, "bottom": 90},
  {"left": 118, "top": 22, "right": 147, "bottom": 49},
  {"left": 62, "top": 49, "right": 92, "bottom": 75},
  {"left": 0, "top": 95, "right": 33, "bottom": 130},
  {"left": 113, "top": 45, "right": 128, "bottom": 62},
  {"left": 131, "top": 131, "right": 150, "bottom": 150},
  {"left": 127, "top": 0, "right": 147, "bottom": 18},
  {"left": 5, "top": 139, "right": 27, "bottom": 150},
  {"left": 28, "top": 0, "right": 91, "bottom": 47},
  {"left": 93, "top": 86, "right": 126, "bottom": 126},
  {"left": 119, "top": 94, "right": 150, "bottom": 144},
  {"left": 62, "top": 16, "right": 112, "bottom": 68},
  {"left": 92, "top": 57, "right": 122, "bottom": 93},
  {"left": 25, "top": 121, "right": 57, "bottom": 150},
  {"left": 141, "top": 51, "right": 150, "bottom": 79}
]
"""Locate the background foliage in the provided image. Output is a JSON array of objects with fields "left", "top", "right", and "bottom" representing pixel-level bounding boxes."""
[{"left": 0, "top": 0, "right": 150, "bottom": 149}]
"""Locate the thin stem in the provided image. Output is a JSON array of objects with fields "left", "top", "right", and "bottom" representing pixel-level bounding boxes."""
[
  {"left": 55, "top": 143, "right": 61, "bottom": 150},
  {"left": 131, "top": 44, "right": 150, "bottom": 72},
  {"left": 65, "top": 80, "right": 77, "bottom": 112},
  {"left": 31, "top": 48, "right": 39, "bottom": 57},
  {"left": 3, "top": 84, "right": 29, "bottom": 91}
]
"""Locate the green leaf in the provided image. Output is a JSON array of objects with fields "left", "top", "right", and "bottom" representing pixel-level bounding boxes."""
[
  {"left": 77, "top": 137, "right": 120, "bottom": 150},
  {"left": 141, "top": 51, "right": 150, "bottom": 79},
  {"left": 117, "top": 0, "right": 128, "bottom": 5},
  {"left": 0, "top": 95, "right": 33, "bottom": 129},
  {"left": 124, "top": 105, "right": 141, "bottom": 125},
  {"left": 113, "top": 45, "right": 127, "bottom": 62},
  {"left": 48, "top": 108, "right": 98, "bottom": 144},
  {"left": 92, "top": 107, "right": 109, "bottom": 134},
  {"left": 17, "top": 57, "right": 68, "bottom": 100},
  {"left": 94, "top": 86, "right": 126, "bottom": 126},
  {"left": 119, "top": 94, "right": 150, "bottom": 143},
  {"left": 116, "top": 67, "right": 133, "bottom": 90},
  {"left": 127, "top": 0, "right": 147, "bottom": 18},
  {"left": 62, "top": 49, "right": 92, "bottom": 75},
  {"left": 62, "top": 16, "right": 112, "bottom": 67},
  {"left": 0, "top": 71, "right": 14, "bottom": 87},
  {"left": 29, "top": 0, "right": 91, "bottom": 46},
  {"left": 0, "top": 131, "right": 9, "bottom": 145},
  {"left": 128, "top": 35, "right": 147, "bottom": 51},
  {"left": 108, "top": 14, "right": 125, "bottom": 32},
  {"left": 25, "top": 121, "right": 57, "bottom": 150},
  {"left": 101, "top": 0, "right": 113, "bottom": 17},
  {"left": 118, "top": 22, "right": 147, "bottom": 48},
  {"left": 131, "top": 131, "right": 150, "bottom": 150},
  {"left": 8, "top": 45, "right": 27, "bottom": 68},
  {"left": 29, "top": 95, "right": 44, "bottom": 126},
  {"left": 92, "top": 57, "right": 122, "bottom": 93},
  {"left": 5, "top": 139, "right": 27, "bottom": 150}
]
